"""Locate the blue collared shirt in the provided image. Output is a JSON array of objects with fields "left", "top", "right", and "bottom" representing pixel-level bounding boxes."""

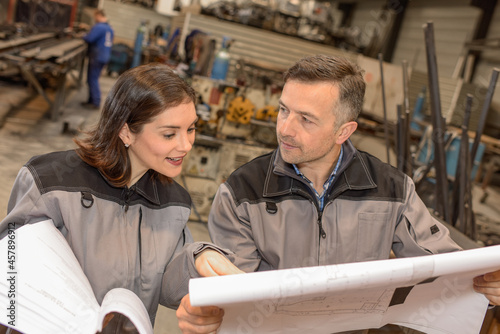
[{"left": 293, "top": 145, "right": 343, "bottom": 211}]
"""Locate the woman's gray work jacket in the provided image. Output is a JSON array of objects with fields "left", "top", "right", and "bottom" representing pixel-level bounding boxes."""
[{"left": 0, "top": 150, "right": 218, "bottom": 331}]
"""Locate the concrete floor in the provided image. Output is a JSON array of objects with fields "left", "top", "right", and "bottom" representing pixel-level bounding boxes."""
[{"left": 1, "top": 71, "right": 500, "bottom": 333}]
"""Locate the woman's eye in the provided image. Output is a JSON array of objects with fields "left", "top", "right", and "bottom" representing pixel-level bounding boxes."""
[
  {"left": 188, "top": 127, "right": 197, "bottom": 133},
  {"left": 164, "top": 134, "right": 175, "bottom": 139}
]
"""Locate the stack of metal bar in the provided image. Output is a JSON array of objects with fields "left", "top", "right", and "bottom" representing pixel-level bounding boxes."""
[
  {"left": 0, "top": 30, "right": 87, "bottom": 120},
  {"left": 378, "top": 21, "right": 499, "bottom": 242}
]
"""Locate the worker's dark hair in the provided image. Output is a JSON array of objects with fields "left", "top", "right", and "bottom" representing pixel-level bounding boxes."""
[
  {"left": 283, "top": 54, "right": 366, "bottom": 126},
  {"left": 74, "top": 63, "right": 196, "bottom": 187}
]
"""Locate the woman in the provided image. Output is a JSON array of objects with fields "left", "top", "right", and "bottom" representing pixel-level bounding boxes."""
[{"left": 0, "top": 63, "right": 239, "bottom": 333}]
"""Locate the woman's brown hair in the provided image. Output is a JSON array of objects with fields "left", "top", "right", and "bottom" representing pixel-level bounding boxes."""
[{"left": 74, "top": 63, "right": 196, "bottom": 187}]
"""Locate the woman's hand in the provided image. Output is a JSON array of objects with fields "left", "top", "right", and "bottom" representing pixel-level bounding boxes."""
[
  {"left": 195, "top": 249, "right": 244, "bottom": 277},
  {"left": 177, "top": 250, "right": 243, "bottom": 333}
]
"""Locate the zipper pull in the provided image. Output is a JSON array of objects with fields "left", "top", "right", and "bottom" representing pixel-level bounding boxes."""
[
  {"left": 317, "top": 212, "right": 326, "bottom": 239},
  {"left": 123, "top": 187, "right": 133, "bottom": 212}
]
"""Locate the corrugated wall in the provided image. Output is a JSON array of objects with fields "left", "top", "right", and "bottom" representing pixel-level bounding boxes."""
[
  {"left": 473, "top": 2, "right": 500, "bottom": 131},
  {"left": 392, "top": 5, "right": 481, "bottom": 78},
  {"left": 102, "top": 0, "right": 172, "bottom": 45},
  {"left": 170, "top": 13, "right": 359, "bottom": 82}
]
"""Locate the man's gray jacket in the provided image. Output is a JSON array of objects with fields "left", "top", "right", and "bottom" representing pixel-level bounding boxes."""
[{"left": 208, "top": 140, "right": 461, "bottom": 273}]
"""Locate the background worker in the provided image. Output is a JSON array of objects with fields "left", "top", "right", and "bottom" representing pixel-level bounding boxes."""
[{"left": 81, "top": 9, "right": 114, "bottom": 110}]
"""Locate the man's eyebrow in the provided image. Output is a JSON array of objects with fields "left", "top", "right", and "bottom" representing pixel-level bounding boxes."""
[{"left": 279, "top": 100, "right": 320, "bottom": 122}]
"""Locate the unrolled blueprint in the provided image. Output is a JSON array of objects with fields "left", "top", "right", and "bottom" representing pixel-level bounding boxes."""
[{"left": 189, "top": 245, "right": 500, "bottom": 334}]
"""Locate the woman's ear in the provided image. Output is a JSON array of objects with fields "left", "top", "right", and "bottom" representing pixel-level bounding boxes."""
[
  {"left": 335, "top": 121, "right": 358, "bottom": 144},
  {"left": 118, "top": 123, "right": 133, "bottom": 147}
]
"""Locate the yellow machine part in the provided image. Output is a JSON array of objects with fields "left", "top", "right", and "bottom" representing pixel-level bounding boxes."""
[
  {"left": 255, "top": 105, "right": 279, "bottom": 122},
  {"left": 226, "top": 96, "right": 255, "bottom": 124}
]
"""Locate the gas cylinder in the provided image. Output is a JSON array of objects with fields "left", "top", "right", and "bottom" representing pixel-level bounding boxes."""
[{"left": 210, "top": 36, "right": 232, "bottom": 81}]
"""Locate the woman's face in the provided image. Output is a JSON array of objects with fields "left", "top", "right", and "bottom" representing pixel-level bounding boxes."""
[{"left": 122, "top": 102, "right": 198, "bottom": 185}]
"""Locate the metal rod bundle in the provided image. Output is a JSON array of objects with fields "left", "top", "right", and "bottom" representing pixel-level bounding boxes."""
[
  {"left": 451, "top": 94, "right": 474, "bottom": 238},
  {"left": 378, "top": 53, "right": 392, "bottom": 166},
  {"left": 423, "top": 21, "right": 450, "bottom": 224},
  {"left": 402, "top": 60, "right": 412, "bottom": 176},
  {"left": 470, "top": 68, "right": 499, "bottom": 163}
]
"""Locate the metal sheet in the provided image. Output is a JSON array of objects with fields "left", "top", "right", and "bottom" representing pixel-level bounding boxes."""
[{"left": 392, "top": 6, "right": 481, "bottom": 78}]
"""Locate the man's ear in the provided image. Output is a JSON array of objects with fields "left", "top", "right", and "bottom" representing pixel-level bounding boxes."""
[
  {"left": 118, "top": 123, "right": 133, "bottom": 146},
  {"left": 335, "top": 121, "right": 358, "bottom": 144}
]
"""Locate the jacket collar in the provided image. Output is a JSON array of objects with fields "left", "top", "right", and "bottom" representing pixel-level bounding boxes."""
[
  {"left": 99, "top": 169, "right": 161, "bottom": 205},
  {"left": 134, "top": 171, "right": 161, "bottom": 205},
  {"left": 264, "top": 139, "right": 377, "bottom": 198}
]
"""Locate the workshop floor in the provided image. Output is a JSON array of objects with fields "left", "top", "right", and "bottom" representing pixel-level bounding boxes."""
[{"left": 0, "top": 72, "right": 499, "bottom": 333}]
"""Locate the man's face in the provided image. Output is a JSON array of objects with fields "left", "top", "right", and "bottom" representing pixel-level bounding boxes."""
[{"left": 276, "top": 80, "right": 342, "bottom": 169}]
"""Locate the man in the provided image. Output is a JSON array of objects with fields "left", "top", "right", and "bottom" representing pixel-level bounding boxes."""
[
  {"left": 176, "top": 55, "right": 500, "bottom": 333},
  {"left": 81, "top": 9, "right": 113, "bottom": 110}
]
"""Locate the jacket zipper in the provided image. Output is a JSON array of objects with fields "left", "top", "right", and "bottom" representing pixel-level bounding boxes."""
[
  {"left": 297, "top": 188, "right": 327, "bottom": 240},
  {"left": 317, "top": 211, "right": 326, "bottom": 239},
  {"left": 138, "top": 208, "right": 143, "bottom": 268},
  {"left": 123, "top": 188, "right": 132, "bottom": 212}
]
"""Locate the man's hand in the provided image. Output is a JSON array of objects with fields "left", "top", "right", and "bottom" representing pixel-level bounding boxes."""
[
  {"left": 474, "top": 269, "right": 500, "bottom": 305},
  {"left": 195, "top": 249, "right": 244, "bottom": 277},
  {"left": 177, "top": 250, "right": 243, "bottom": 333},
  {"left": 177, "top": 294, "right": 224, "bottom": 334}
]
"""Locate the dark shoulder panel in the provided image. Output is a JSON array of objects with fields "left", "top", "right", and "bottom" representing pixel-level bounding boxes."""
[
  {"left": 343, "top": 150, "right": 407, "bottom": 202},
  {"left": 225, "top": 151, "right": 274, "bottom": 202},
  {"left": 156, "top": 179, "right": 192, "bottom": 207},
  {"left": 26, "top": 150, "right": 104, "bottom": 193},
  {"left": 26, "top": 150, "right": 191, "bottom": 208}
]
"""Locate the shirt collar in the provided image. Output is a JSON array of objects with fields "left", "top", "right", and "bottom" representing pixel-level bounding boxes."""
[{"left": 292, "top": 145, "right": 344, "bottom": 192}]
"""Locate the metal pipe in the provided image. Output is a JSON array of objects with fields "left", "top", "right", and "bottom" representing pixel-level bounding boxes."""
[
  {"left": 378, "top": 53, "right": 391, "bottom": 166},
  {"left": 396, "top": 104, "right": 404, "bottom": 172},
  {"left": 423, "top": 21, "right": 450, "bottom": 224},
  {"left": 452, "top": 94, "right": 472, "bottom": 233},
  {"left": 470, "top": 68, "right": 499, "bottom": 164},
  {"left": 402, "top": 60, "right": 412, "bottom": 176}
]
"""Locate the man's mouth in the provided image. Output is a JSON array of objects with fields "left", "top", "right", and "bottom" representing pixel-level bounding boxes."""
[{"left": 280, "top": 141, "right": 297, "bottom": 150}]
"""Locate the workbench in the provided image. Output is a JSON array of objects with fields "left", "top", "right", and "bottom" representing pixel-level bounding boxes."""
[{"left": 0, "top": 32, "right": 87, "bottom": 121}]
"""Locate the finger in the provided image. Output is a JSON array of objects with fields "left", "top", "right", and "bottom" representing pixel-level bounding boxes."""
[
  {"left": 211, "top": 256, "right": 245, "bottom": 276},
  {"left": 196, "top": 259, "right": 219, "bottom": 277},
  {"left": 177, "top": 296, "right": 224, "bottom": 333},
  {"left": 474, "top": 276, "right": 500, "bottom": 288},
  {"left": 196, "top": 250, "right": 244, "bottom": 277},
  {"left": 476, "top": 292, "right": 500, "bottom": 306},
  {"left": 474, "top": 284, "right": 500, "bottom": 305},
  {"left": 483, "top": 270, "right": 500, "bottom": 282},
  {"left": 178, "top": 319, "right": 222, "bottom": 334},
  {"left": 204, "top": 257, "right": 242, "bottom": 276},
  {"left": 180, "top": 294, "right": 224, "bottom": 318}
]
